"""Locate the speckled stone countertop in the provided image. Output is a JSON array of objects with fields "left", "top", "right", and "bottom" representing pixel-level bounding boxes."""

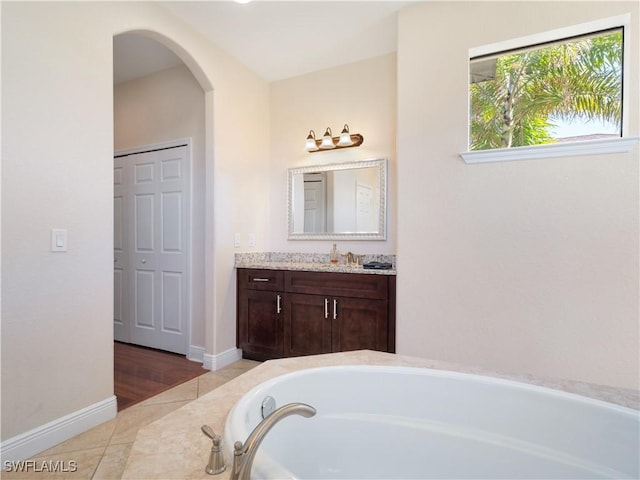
[
  {"left": 235, "top": 252, "right": 397, "bottom": 275},
  {"left": 122, "top": 350, "right": 638, "bottom": 480}
]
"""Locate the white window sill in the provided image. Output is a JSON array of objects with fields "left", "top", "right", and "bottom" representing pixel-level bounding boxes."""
[{"left": 460, "top": 137, "right": 639, "bottom": 164}]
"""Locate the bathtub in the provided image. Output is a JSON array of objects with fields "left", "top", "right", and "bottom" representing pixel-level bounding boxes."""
[{"left": 224, "top": 365, "right": 639, "bottom": 479}]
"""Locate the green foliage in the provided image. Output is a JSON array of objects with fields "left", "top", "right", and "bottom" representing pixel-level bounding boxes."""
[{"left": 470, "top": 30, "right": 622, "bottom": 150}]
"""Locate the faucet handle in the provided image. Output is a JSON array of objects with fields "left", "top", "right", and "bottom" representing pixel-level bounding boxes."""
[
  {"left": 201, "top": 424, "right": 218, "bottom": 441},
  {"left": 233, "top": 440, "right": 245, "bottom": 457},
  {"left": 201, "top": 425, "right": 226, "bottom": 475},
  {"left": 232, "top": 441, "right": 245, "bottom": 479}
]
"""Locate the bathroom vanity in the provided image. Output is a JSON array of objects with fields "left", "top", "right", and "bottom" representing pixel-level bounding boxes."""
[{"left": 237, "top": 267, "right": 396, "bottom": 361}]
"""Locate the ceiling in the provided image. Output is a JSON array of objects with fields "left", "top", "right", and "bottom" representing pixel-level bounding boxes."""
[{"left": 113, "top": 1, "right": 415, "bottom": 84}]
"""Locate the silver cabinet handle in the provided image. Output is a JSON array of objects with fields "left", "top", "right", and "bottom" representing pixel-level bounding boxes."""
[
  {"left": 141, "top": 258, "right": 147, "bottom": 264},
  {"left": 276, "top": 294, "right": 282, "bottom": 314},
  {"left": 333, "top": 299, "right": 338, "bottom": 320},
  {"left": 253, "top": 278, "right": 269, "bottom": 282},
  {"left": 324, "top": 298, "right": 329, "bottom": 319}
]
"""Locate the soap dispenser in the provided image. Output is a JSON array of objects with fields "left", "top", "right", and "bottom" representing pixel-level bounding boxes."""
[{"left": 330, "top": 244, "right": 339, "bottom": 265}]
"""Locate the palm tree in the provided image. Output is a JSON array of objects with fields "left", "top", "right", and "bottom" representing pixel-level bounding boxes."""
[{"left": 470, "top": 29, "right": 622, "bottom": 150}]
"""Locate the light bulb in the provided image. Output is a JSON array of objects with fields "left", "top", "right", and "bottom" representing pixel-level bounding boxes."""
[
  {"left": 320, "top": 127, "right": 335, "bottom": 149},
  {"left": 337, "top": 124, "right": 353, "bottom": 147},
  {"left": 305, "top": 130, "right": 318, "bottom": 152}
]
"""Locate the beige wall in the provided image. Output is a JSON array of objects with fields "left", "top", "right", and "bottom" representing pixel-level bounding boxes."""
[
  {"left": 1, "top": 1, "right": 269, "bottom": 442},
  {"left": 268, "top": 53, "right": 397, "bottom": 255},
  {"left": 397, "top": 1, "right": 639, "bottom": 389},
  {"left": 114, "top": 64, "right": 207, "bottom": 350}
]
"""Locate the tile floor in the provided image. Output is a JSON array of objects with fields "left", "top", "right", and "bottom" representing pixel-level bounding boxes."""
[{"left": 2, "top": 359, "right": 259, "bottom": 479}]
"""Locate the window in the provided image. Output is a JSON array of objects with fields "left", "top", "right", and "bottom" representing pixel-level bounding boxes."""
[
  {"left": 461, "top": 15, "right": 637, "bottom": 164},
  {"left": 470, "top": 28, "right": 622, "bottom": 150}
]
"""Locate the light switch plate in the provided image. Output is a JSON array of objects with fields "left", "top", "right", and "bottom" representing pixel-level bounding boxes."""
[{"left": 51, "top": 228, "right": 68, "bottom": 252}]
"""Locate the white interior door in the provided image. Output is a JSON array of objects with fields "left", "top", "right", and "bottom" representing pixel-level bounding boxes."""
[
  {"left": 114, "top": 155, "right": 129, "bottom": 343},
  {"left": 114, "top": 143, "right": 190, "bottom": 354},
  {"left": 303, "top": 173, "right": 326, "bottom": 233}
]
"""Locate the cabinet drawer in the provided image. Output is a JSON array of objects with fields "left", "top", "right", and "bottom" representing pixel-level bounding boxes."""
[
  {"left": 238, "top": 268, "right": 284, "bottom": 291},
  {"left": 285, "top": 271, "right": 388, "bottom": 300}
]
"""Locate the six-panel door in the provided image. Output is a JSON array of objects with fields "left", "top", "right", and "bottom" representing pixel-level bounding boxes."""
[{"left": 114, "top": 144, "right": 190, "bottom": 355}]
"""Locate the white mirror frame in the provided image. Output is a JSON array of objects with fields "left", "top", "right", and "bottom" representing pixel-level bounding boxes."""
[{"left": 287, "top": 158, "right": 387, "bottom": 241}]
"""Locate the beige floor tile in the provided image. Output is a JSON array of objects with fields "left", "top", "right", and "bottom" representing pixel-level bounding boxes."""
[
  {"left": 138, "top": 378, "right": 199, "bottom": 407},
  {"left": 222, "top": 359, "right": 260, "bottom": 374},
  {"left": 36, "top": 418, "right": 118, "bottom": 457},
  {"left": 197, "top": 360, "right": 259, "bottom": 397},
  {"left": 109, "top": 401, "right": 191, "bottom": 445},
  {"left": 196, "top": 374, "right": 234, "bottom": 397},
  {"left": 91, "top": 443, "right": 132, "bottom": 480}
]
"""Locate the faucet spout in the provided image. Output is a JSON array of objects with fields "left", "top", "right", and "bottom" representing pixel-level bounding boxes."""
[{"left": 231, "top": 402, "right": 316, "bottom": 480}]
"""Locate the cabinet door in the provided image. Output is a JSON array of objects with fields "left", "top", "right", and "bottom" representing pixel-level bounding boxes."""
[
  {"left": 284, "top": 293, "right": 331, "bottom": 357},
  {"left": 238, "top": 289, "right": 283, "bottom": 359},
  {"left": 332, "top": 297, "right": 388, "bottom": 352}
]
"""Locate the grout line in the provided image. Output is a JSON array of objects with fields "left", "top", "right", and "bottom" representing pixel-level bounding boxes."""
[
  {"left": 89, "top": 446, "right": 108, "bottom": 480},
  {"left": 89, "top": 411, "right": 123, "bottom": 479}
]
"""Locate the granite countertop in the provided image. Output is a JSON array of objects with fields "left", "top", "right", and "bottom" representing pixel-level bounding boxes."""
[
  {"left": 122, "top": 350, "right": 639, "bottom": 480},
  {"left": 235, "top": 260, "right": 396, "bottom": 275},
  {"left": 235, "top": 252, "right": 397, "bottom": 275}
]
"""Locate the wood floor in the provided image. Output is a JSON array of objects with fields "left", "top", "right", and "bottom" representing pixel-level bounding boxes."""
[{"left": 114, "top": 341, "right": 208, "bottom": 411}]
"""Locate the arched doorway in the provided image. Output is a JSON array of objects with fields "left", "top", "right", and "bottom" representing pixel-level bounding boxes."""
[{"left": 112, "top": 31, "right": 214, "bottom": 362}]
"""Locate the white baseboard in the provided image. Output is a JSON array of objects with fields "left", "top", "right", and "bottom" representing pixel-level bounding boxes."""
[
  {"left": 187, "top": 345, "right": 205, "bottom": 363},
  {"left": 0, "top": 395, "right": 117, "bottom": 464},
  {"left": 203, "top": 347, "right": 242, "bottom": 371}
]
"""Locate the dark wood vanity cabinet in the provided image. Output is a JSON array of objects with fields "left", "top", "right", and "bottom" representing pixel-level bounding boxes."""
[
  {"left": 237, "top": 268, "right": 395, "bottom": 361},
  {"left": 236, "top": 269, "right": 284, "bottom": 359}
]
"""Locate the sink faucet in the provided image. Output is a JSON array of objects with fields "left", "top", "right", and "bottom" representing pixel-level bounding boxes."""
[{"left": 231, "top": 402, "right": 316, "bottom": 480}]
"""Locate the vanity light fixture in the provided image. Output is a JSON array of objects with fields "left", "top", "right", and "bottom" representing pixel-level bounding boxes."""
[{"left": 304, "top": 124, "right": 364, "bottom": 153}]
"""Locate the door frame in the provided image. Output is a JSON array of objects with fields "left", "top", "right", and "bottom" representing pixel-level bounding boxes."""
[{"left": 114, "top": 137, "right": 193, "bottom": 356}]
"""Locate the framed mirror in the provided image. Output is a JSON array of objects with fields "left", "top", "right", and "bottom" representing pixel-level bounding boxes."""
[{"left": 288, "top": 158, "right": 387, "bottom": 240}]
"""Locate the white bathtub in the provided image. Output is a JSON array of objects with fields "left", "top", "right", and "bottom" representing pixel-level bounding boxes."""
[{"left": 224, "top": 365, "right": 639, "bottom": 479}]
